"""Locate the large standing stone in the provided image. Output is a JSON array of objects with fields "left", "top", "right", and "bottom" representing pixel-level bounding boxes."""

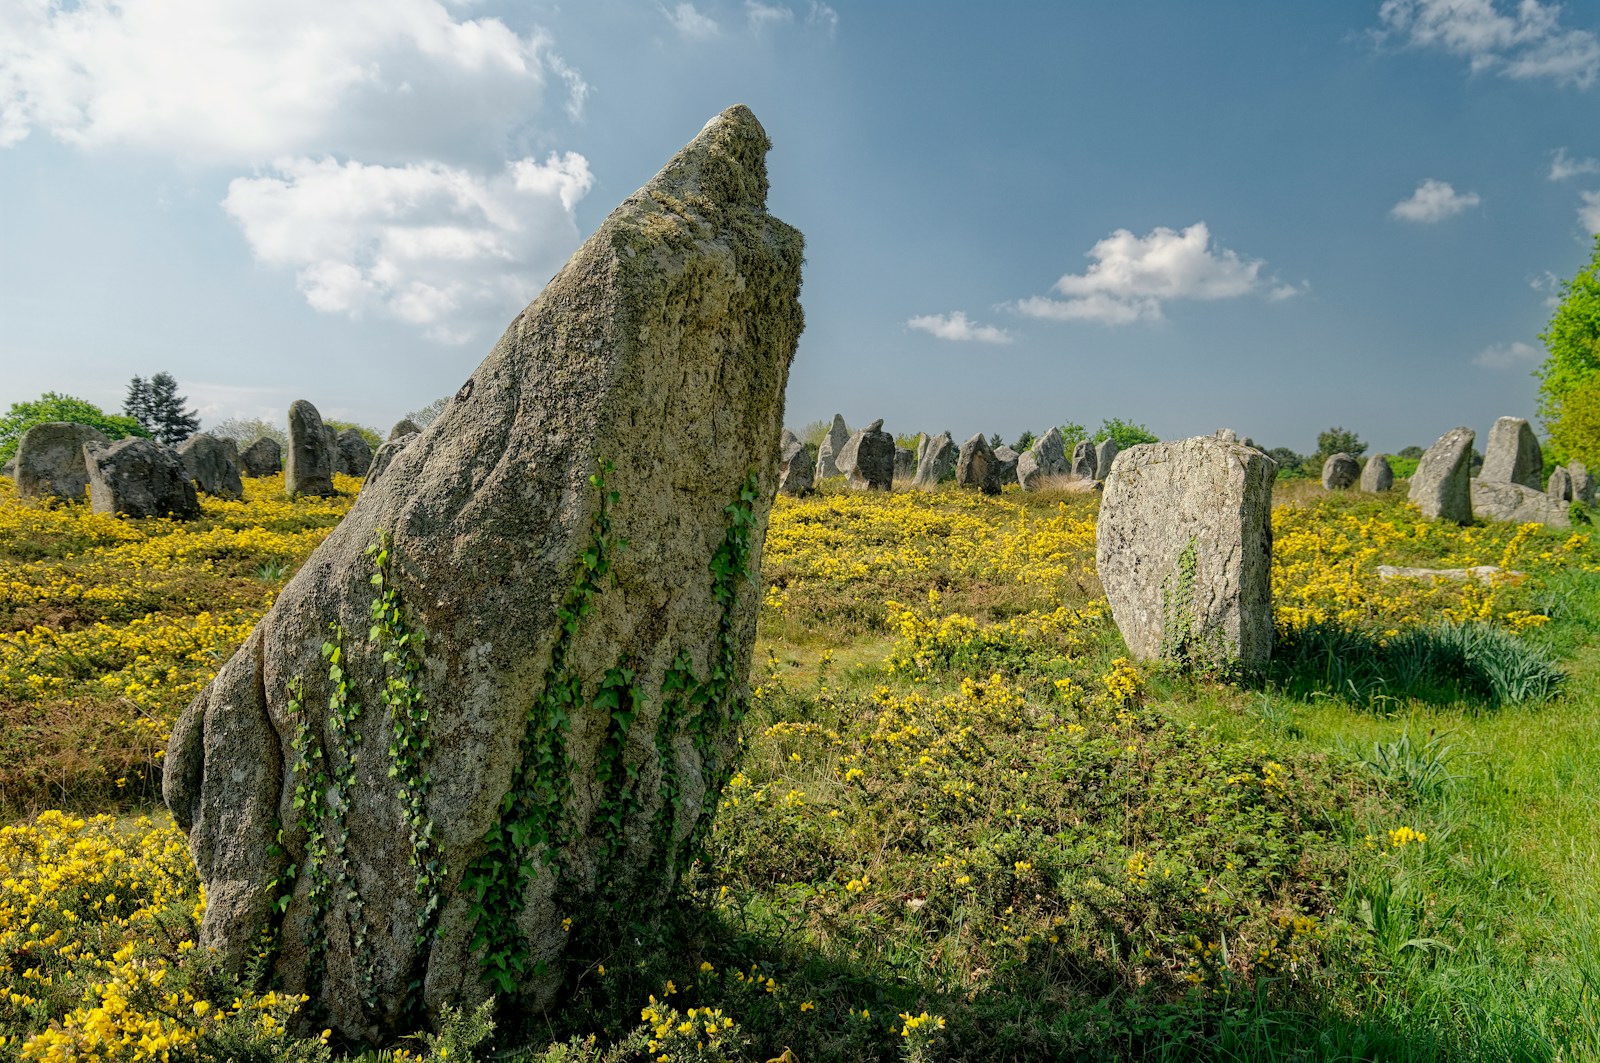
[
  {"left": 286, "top": 401, "right": 338, "bottom": 498},
  {"left": 163, "top": 105, "right": 804, "bottom": 1040},
  {"left": 1572, "top": 461, "right": 1595, "bottom": 505},
  {"left": 914, "top": 433, "right": 928, "bottom": 468},
  {"left": 1408, "top": 427, "right": 1474, "bottom": 524},
  {"left": 365, "top": 433, "right": 416, "bottom": 487},
  {"left": 842, "top": 419, "right": 894, "bottom": 491},
  {"left": 894, "top": 446, "right": 915, "bottom": 481},
  {"left": 992, "top": 445, "right": 1019, "bottom": 487},
  {"left": 239, "top": 437, "right": 283, "bottom": 478},
  {"left": 1479, "top": 417, "right": 1543, "bottom": 488},
  {"left": 1547, "top": 466, "right": 1573, "bottom": 502},
  {"left": 1471, "top": 480, "right": 1569, "bottom": 527},
  {"left": 335, "top": 429, "right": 374, "bottom": 478},
  {"left": 390, "top": 418, "right": 421, "bottom": 440},
  {"left": 1321, "top": 453, "right": 1359, "bottom": 490},
  {"left": 815, "top": 414, "right": 849, "bottom": 478},
  {"left": 85, "top": 438, "right": 201, "bottom": 519},
  {"left": 1071, "top": 440, "right": 1096, "bottom": 480},
  {"left": 1359, "top": 454, "right": 1394, "bottom": 493},
  {"left": 778, "top": 436, "right": 814, "bottom": 496},
  {"left": 1094, "top": 438, "right": 1120, "bottom": 481},
  {"left": 178, "top": 433, "right": 244, "bottom": 499},
  {"left": 14, "top": 422, "right": 110, "bottom": 501},
  {"left": 912, "top": 432, "right": 955, "bottom": 490},
  {"left": 1017, "top": 450, "right": 1045, "bottom": 490},
  {"left": 956, "top": 433, "right": 1001, "bottom": 495},
  {"left": 1033, "top": 427, "right": 1068, "bottom": 477},
  {"left": 1095, "top": 436, "right": 1276, "bottom": 669}
]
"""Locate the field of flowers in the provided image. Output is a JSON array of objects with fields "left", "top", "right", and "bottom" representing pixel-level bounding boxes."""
[{"left": 1, "top": 473, "right": 1597, "bottom": 1061}]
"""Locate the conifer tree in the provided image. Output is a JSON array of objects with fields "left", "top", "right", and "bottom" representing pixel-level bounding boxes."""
[{"left": 124, "top": 372, "right": 199, "bottom": 445}]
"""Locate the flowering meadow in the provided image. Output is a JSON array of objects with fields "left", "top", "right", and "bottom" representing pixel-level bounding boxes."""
[{"left": 1, "top": 473, "right": 1598, "bottom": 1061}]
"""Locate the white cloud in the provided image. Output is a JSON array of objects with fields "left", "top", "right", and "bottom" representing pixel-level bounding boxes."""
[
  {"left": 746, "top": 1, "right": 795, "bottom": 30},
  {"left": 906, "top": 311, "right": 1014, "bottom": 344},
  {"left": 1376, "top": 0, "right": 1600, "bottom": 88},
  {"left": 0, "top": 0, "right": 588, "bottom": 163},
  {"left": 1390, "top": 178, "right": 1481, "bottom": 222},
  {"left": 1582, "top": 190, "right": 1600, "bottom": 232},
  {"left": 1550, "top": 147, "right": 1600, "bottom": 180},
  {"left": 1014, "top": 222, "right": 1289, "bottom": 325},
  {"left": 1474, "top": 340, "right": 1543, "bottom": 368},
  {"left": 665, "top": 3, "right": 721, "bottom": 40},
  {"left": 807, "top": 2, "right": 839, "bottom": 35},
  {"left": 222, "top": 153, "right": 594, "bottom": 343}
]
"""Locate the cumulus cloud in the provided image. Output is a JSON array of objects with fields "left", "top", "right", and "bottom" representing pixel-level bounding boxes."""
[
  {"left": 1014, "top": 222, "right": 1289, "bottom": 326},
  {"left": 906, "top": 311, "right": 1014, "bottom": 344},
  {"left": 1390, "top": 179, "right": 1481, "bottom": 222},
  {"left": 1474, "top": 341, "right": 1543, "bottom": 368},
  {"left": 1550, "top": 147, "right": 1600, "bottom": 180},
  {"left": 0, "top": 0, "right": 588, "bottom": 162},
  {"left": 665, "top": 3, "right": 721, "bottom": 40},
  {"left": 222, "top": 153, "right": 594, "bottom": 342},
  {"left": 1376, "top": 0, "right": 1600, "bottom": 88},
  {"left": 1582, "top": 190, "right": 1600, "bottom": 233}
]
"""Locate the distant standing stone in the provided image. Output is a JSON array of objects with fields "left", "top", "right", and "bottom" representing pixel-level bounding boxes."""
[
  {"left": 1408, "top": 427, "right": 1474, "bottom": 524},
  {"left": 14, "top": 422, "right": 109, "bottom": 501},
  {"left": 84, "top": 438, "right": 201, "bottom": 519},
  {"left": 843, "top": 419, "right": 894, "bottom": 491},
  {"left": 894, "top": 445, "right": 915, "bottom": 481},
  {"left": 365, "top": 433, "right": 416, "bottom": 487},
  {"left": 1547, "top": 466, "right": 1572, "bottom": 502},
  {"left": 286, "top": 400, "right": 338, "bottom": 497},
  {"left": 914, "top": 433, "right": 928, "bottom": 468},
  {"left": 815, "top": 414, "right": 849, "bottom": 478},
  {"left": 1071, "top": 440, "right": 1096, "bottom": 480},
  {"left": 1033, "top": 427, "right": 1068, "bottom": 477},
  {"left": 912, "top": 431, "right": 955, "bottom": 490},
  {"left": 956, "top": 433, "right": 1002, "bottom": 495},
  {"left": 1471, "top": 479, "right": 1569, "bottom": 527},
  {"left": 1359, "top": 454, "right": 1394, "bottom": 493},
  {"left": 992, "top": 445, "right": 1019, "bottom": 486},
  {"left": 1017, "top": 449, "right": 1045, "bottom": 490},
  {"left": 335, "top": 429, "right": 374, "bottom": 477},
  {"left": 1321, "top": 453, "right": 1360, "bottom": 490},
  {"left": 177, "top": 433, "right": 244, "bottom": 499},
  {"left": 1096, "top": 435, "right": 1276, "bottom": 669},
  {"left": 1571, "top": 461, "right": 1595, "bottom": 505},
  {"left": 238, "top": 437, "right": 282, "bottom": 478},
  {"left": 1479, "top": 416, "right": 1543, "bottom": 488},
  {"left": 1094, "top": 438, "right": 1119, "bottom": 482},
  {"left": 778, "top": 437, "right": 815, "bottom": 496},
  {"left": 389, "top": 418, "right": 421, "bottom": 440}
]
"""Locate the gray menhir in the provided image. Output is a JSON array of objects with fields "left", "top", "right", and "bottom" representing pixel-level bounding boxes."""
[
  {"left": 177, "top": 433, "right": 244, "bottom": 499},
  {"left": 163, "top": 104, "right": 804, "bottom": 1041},
  {"left": 13, "top": 422, "right": 109, "bottom": 500},
  {"left": 1408, "top": 427, "right": 1474, "bottom": 524},
  {"left": 285, "top": 400, "right": 338, "bottom": 497},
  {"left": 85, "top": 437, "right": 201, "bottom": 519},
  {"left": 238, "top": 437, "right": 283, "bottom": 478},
  {"left": 956, "top": 432, "right": 1002, "bottom": 495}
]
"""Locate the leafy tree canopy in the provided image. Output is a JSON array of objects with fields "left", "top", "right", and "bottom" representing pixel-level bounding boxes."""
[
  {"left": 1091, "top": 418, "right": 1159, "bottom": 449},
  {"left": 405, "top": 396, "right": 450, "bottom": 428},
  {"left": 0, "top": 392, "right": 150, "bottom": 464},
  {"left": 1537, "top": 233, "right": 1600, "bottom": 464},
  {"left": 1549, "top": 375, "right": 1600, "bottom": 469},
  {"left": 1057, "top": 421, "right": 1089, "bottom": 449},
  {"left": 208, "top": 416, "right": 287, "bottom": 449},
  {"left": 1012, "top": 429, "right": 1036, "bottom": 452},
  {"left": 1315, "top": 426, "right": 1367, "bottom": 461}
]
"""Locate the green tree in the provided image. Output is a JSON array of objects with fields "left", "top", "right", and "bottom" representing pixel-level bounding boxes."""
[
  {"left": 0, "top": 392, "right": 150, "bottom": 463},
  {"left": 1057, "top": 421, "right": 1088, "bottom": 449},
  {"left": 209, "top": 416, "right": 287, "bottom": 448},
  {"left": 1537, "top": 234, "right": 1600, "bottom": 464},
  {"left": 1314, "top": 426, "right": 1366, "bottom": 462},
  {"left": 1091, "top": 418, "right": 1159, "bottom": 449},
  {"left": 1012, "top": 429, "right": 1036, "bottom": 452},
  {"left": 988, "top": 432, "right": 1004, "bottom": 450},
  {"left": 406, "top": 395, "right": 450, "bottom": 427},
  {"left": 126, "top": 372, "right": 199, "bottom": 445}
]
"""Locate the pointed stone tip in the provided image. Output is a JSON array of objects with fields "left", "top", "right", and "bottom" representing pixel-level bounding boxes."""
[{"left": 649, "top": 103, "right": 773, "bottom": 209}]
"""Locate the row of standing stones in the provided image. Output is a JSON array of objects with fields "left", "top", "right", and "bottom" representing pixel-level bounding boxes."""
[
  {"left": 4, "top": 106, "right": 1584, "bottom": 1046},
  {"left": 4, "top": 405, "right": 412, "bottom": 516},
  {"left": 1403, "top": 416, "right": 1593, "bottom": 529}
]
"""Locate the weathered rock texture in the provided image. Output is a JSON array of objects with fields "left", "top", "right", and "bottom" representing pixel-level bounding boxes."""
[
  {"left": 840, "top": 419, "right": 894, "bottom": 490},
  {"left": 14, "top": 422, "right": 109, "bottom": 500},
  {"left": 1321, "top": 453, "right": 1359, "bottom": 490},
  {"left": 1471, "top": 479, "right": 1570, "bottom": 527},
  {"left": 1095, "top": 436, "right": 1276, "bottom": 669},
  {"left": 1360, "top": 454, "right": 1394, "bottom": 493},
  {"left": 163, "top": 105, "right": 804, "bottom": 1041},
  {"left": 1071, "top": 440, "right": 1096, "bottom": 480},
  {"left": 286, "top": 401, "right": 338, "bottom": 497},
  {"left": 992, "top": 445, "right": 1019, "bottom": 487},
  {"left": 912, "top": 431, "right": 955, "bottom": 490},
  {"left": 1033, "top": 427, "right": 1068, "bottom": 477},
  {"left": 336, "top": 429, "right": 375, "bottom": 477},
  {"left": 894, "top": 446, "right": 915, "bottom": 481},
  {"left": 390, "top": 418, "right": 421, "bottom": 441},
  {"left": 1408, "top": 427, "right": 1474, "bottom": 524},
  {"left": 815, "top": 414, "right": 848, "bottom": 478},
  {"left": 366, "top": 433, "right": 416, "bottom": 487},
  {"left": 178, "top": 433, "right": 244, "bottom": 499},
  {"left": 778, "top": 436, "right": 814, "bottom": 496},
  {"left": 1548, "top": 466, "right": 1572, "bottom": 502},
  {"left": 85, "top": 438, "right": 201, "bottom": 519},
  {"left": 956, "top": 433, "right": 1001, "bottom": 495},
  {"left": 1572, "top": 462, "right": 1596, "bottom": 506},
  {"left": 1479, "top": 417, "right": 1543, "bottom": 488},
  {"left": 239, "top": 437, "right": 283, "bottom": 478},
  {"left": 1094, "top": 439, "right": 1120, "bottom": 482}
]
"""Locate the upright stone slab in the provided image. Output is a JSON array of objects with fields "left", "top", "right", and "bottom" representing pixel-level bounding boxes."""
[
  {"left": 163, "top": 105, "right": 804, "bottom": 1041},
  {"left": 239, "top": 437, "right": 283, "bottom": 477},
  {"left": 842, "top": 419, "right": 894, "bottom": 490},
  {"left": 1321, "top": 453, "right": 1359, "bottom": 490},
  {"left": 1096, "top": 436, "right": 1276, "bottom": 669},
  {"left": 1071, "top": 439, "right": 1096, "bottom": 480},
  {"left": 14, "top": 422, "right": 109, "bottom": 501},
  {"left": 815, "top": 414, "right": 849, "bottom": 478},
  {"left": 914, "top": 433, "right": 928, "bottom": 468},
  {"left": 85, "top": 438, "right": 201, "bottom": 519},
  {"left": 286, "top": 400, "right": 338, "bottom": 497},
  {"left": 336, "top": 429, "right": 374, "bottom": 477},
  {"left": 178, "top": 433, "right": 244, "bottom": 499},
  {"left": 1471, "top": 480, "right": 1569, "bottom": 527},
  {"left": 1033, "top": 427, "right": 1068, "bottom": 477},
  {"left": 912, "top": 431, "right": 955, "bottom": 490},
  {"left": 894, "top": 446, "right": 915, "bottom": 481},
  {"left": 1572, "top": 461, "right": 1596, "bottom": 506},
  {"left": 1480, "top": 417, "right": 1543, "bottom": 488},
  {"left": 1408, "top": 427, "right": 1474, "bottom": 524},
  {"left": 956, "top": 433, "right": 1001, "bottom": 495},
  {"left": 1548, "top": 466, "right": 1573, "bottom": 502},
  {"left": 1360, "top": 454, "right": 1394, "bottom": 493},
  {"left": 1094, "top": 438, "right": 1120, "bottom": 481},
  {"left": 365, "top": 433, "right": 416, "bottom": 487},
  {"left": 778, "top": 437, "right": 814, "bottom": 496},
  {"left": 1017, "top": 449, "right": 1045, "bottom": 490},
  {"left": 992, "top": 445, "right": 1019, "bottom": 486}
]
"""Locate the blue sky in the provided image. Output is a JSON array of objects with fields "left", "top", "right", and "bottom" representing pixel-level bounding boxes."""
[{"left": 3, "top": 1, "right": 1598, "bottom": 455}]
